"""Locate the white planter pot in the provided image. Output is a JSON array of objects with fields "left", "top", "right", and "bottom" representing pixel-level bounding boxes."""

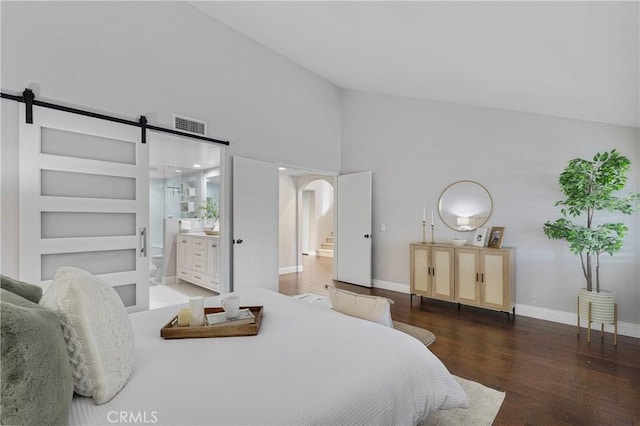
[{"left": 578, "top": 288, "right": 616, "bottom": 324}]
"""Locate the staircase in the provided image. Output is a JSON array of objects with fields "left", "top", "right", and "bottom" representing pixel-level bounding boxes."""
[{"left": 316, "top": 233, "right": 334, "bottom": 258}]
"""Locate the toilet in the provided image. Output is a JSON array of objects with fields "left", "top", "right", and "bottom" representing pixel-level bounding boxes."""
[{"left": 151, "top": 254, "right": 163, "bottom": 278}]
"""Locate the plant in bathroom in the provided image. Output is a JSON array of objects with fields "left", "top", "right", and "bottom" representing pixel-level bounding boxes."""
[
  {"left": 199, "top": 197, "right": 219, "bottom": 221},
  {"left": 543, "top": 149, "right": 639, "bottom": 293}
]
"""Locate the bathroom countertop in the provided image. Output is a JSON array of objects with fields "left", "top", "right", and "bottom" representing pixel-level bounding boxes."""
[{"left": 178, "top": 231, "right": 220, "bottom": 238}]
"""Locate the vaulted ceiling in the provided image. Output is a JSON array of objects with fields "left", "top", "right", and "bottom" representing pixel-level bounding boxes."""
[{"left": 191, "top": 1, "right": 639, "bottom": 128}]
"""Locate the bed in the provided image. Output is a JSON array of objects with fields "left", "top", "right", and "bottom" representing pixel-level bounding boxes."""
[{"left": 69, "top": 288, "right": 468, "bottom": 425}]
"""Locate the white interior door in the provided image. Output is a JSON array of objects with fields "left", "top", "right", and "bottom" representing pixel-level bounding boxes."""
[
  {"left": 232, "top": 156, "right": 278, "bottom": 291},
  {"left": 19, "top": 105, "right": 149, "bottom": 312},
  {"left": 335, "top": 171, "right": 372, "bottom": 287}
]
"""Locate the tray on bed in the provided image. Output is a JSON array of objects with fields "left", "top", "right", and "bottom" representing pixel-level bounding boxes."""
[{"left": 161, "top": 306, "right": 263, "bottom": 339}]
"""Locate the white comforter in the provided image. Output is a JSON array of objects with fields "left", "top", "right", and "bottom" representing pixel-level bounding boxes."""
[{"left": 70, "top": 289, "right": 468, "bottom": 425}]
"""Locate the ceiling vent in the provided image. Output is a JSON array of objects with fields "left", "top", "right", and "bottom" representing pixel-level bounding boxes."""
[{"left": 172, "top": 114, "right": 207, "bottom": 136}]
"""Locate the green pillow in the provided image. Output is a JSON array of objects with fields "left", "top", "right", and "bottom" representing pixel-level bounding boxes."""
[
  {"left": 1, "top": 289, "right": 73, "bottom": 426},
  {"left": 1, "top": 274, "right": 43, "bottom": 303}
]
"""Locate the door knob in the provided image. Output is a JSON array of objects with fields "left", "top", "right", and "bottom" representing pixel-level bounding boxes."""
[
  {"left": 234, "top": 239, "right": 243, "bottom": 244},
  {"left": 364, "top": 234, "right": 370, "bottom": 238}
]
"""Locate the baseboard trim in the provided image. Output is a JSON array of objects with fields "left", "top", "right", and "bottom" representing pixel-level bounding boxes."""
[
  {"left": 515, "top": 304, "right": 640, "bottom": 339},
  {"left": 279, "top": 265, "right": 303, "bottom": 275},
  {"left": 371, "top": 280, "right": 639, "bottom": 339}
]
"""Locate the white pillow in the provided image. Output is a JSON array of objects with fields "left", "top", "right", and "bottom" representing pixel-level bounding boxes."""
[
  {"left": 40, "top": 266, "right": 135, "bottom": 405},
  {"left": 327, "top": 286, "right": 393, "bottom": 327}
]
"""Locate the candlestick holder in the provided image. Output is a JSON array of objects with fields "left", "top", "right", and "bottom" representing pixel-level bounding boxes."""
[
  {"left": 421, "top": 220, "right": 427, "bottom": 244},
  {"left": 430, "top": 224, "right": 435, "bottom": 244}
]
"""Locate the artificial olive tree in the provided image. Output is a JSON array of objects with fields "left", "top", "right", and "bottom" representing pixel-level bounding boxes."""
[{"left": 543, "top": 149, "right": 639, "bottom": 292}]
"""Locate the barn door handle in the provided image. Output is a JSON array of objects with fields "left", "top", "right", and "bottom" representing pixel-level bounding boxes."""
[{"left": 140, "top": 227, "right": 147, "bottom": 257}]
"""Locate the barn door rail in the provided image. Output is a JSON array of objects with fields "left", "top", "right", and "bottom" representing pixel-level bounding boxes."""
[{"left": 1, "top": 88, "right": 230, "bottom": 146}]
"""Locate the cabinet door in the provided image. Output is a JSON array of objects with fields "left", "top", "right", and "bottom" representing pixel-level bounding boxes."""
[
  {"left": 207, "top": 238, "right": 219, "bottom": 286},
  {"left": 177, "top": 235, "right": 190, "bottom": 270},
  {"left": 456, "top": 249, "right": 480, "bottom": 305},
  {"left": 411, "top": 245, "right": 430, "bottom": 295},
  {"left": 432, "top": 247, "right": 454, "bottom": 301},
  {"left": 480, "top": 251, "right": 508, "bottom": 310}
]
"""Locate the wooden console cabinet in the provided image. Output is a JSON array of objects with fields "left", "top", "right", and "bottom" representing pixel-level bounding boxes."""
[
  {"left": 177, "top": 233, "right": 220, "bottom": 292},
  {"left": 410, "top": 244, "right": 455, "bottom": 302},
  {"left": 410, "top": 243, "right": 515, "bottom": 317}
]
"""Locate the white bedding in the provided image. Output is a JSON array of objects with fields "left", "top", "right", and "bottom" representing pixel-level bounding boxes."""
[{"left": 70, "top": 289, "right": 468, "bottom": 425}]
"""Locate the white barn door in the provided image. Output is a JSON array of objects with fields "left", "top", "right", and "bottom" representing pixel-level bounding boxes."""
[
  {"left": 19, "top": 105, "right": 149, "bottom": 312},
  {"left": 232, "top": 156, "right": 278, "bottom": 292},
  {"left": 335, "top": 171, "right": 372, "bottom": 287}
]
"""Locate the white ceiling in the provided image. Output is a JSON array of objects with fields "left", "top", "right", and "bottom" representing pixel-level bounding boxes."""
[
  {"left": 149, "top": 130, "right": 221, "bottom": 177},
  {"left": 191, "top": 1, "right": 639, "bottom": 128}
]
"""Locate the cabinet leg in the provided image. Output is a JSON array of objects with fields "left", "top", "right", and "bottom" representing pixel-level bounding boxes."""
[
  {"left": 505, "top": 311, "right": 511, "bottom": 322},
  {"left": 457, "top": 303, "right": 461, "bottom": 312}
]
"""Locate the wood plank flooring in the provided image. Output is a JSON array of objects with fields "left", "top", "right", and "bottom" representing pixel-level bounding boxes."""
[{"left": 279, "top": 256, "right": 640, "bottom": 425}]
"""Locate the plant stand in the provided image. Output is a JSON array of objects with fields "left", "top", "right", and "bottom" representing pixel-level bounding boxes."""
[{"left": 577, "top": 288, "right": 617, "bottom": 346}]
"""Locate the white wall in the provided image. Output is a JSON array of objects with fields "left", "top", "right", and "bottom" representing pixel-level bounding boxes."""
[
  {"left": 279, "top": 174, "right": 297, "bottom": 273},
  {"left": 342, "top": 90, "right": 640, "bottom": 325},
  {"left": 0, "top": 2, "right": 341, "bottom": 277}
]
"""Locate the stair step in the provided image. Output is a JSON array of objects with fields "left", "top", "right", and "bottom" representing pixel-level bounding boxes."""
[
  {"left": 316, "top": 248, "right": 334, "bottom": 258},
  {"left": 321, "top": 242, "right": 334, "bottom": 249},
  {"left": 326, "top": 236, "right": 334, "bottom": 243}
]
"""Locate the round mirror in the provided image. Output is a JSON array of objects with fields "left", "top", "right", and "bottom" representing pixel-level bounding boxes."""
[{"left": 438, "top": 180, "right": 493, "bottom": 232}]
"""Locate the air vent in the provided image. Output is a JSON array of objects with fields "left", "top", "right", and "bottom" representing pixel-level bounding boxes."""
[{"left": 172, "top": 114, "right": 207, "bottom": 136}]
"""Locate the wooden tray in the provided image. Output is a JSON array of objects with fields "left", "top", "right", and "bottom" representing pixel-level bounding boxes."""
[{"left": 161, "top": 306, "right": 263, "bottom": 339}]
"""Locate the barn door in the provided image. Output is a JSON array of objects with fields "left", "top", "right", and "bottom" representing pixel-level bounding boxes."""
[{"left": 19, "top": 104, "right": 149, "bottom": 312}]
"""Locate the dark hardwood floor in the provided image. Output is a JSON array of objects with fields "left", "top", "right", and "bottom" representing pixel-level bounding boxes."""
[{"left": 279, "top": 256, "right": 640, "bottom": 425}]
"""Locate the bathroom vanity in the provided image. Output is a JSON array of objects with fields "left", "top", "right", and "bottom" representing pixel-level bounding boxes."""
[{"left": 176, "top": 232, "right": 220, "bottom": 292}]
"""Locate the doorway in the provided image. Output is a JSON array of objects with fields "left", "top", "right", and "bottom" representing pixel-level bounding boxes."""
[
  {"left": 278, "top": 169, "right": 335, "bottom": 295},
  {"left": 148, "top": 132, "right": 223, "bottom": 308}
]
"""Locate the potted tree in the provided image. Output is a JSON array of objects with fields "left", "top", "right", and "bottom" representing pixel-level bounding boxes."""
[
  {"left": 543, "top": 149, "right": 639, "bottom": 342},
  {"left": 199, "top": 197, "right": 219, "bottom": 234}
]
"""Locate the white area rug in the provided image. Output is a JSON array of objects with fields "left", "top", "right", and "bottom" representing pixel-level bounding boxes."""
[{"left": 421, "top": 376, "right": 506, "bottom": 425}]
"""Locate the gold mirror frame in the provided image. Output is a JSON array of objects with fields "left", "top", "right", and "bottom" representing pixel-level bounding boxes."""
[{"left": 438, "top": 180, "right": 493, "bottom": 232}]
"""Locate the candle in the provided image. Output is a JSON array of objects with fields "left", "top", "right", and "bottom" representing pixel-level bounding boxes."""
[
  {"left": 431, "top": 210, "right": 435, "bottom": 226},
  {"left": 177, "top": 308, "right": 191, "bottom": 327},
  {"left": 189, "top": 297, "right": 205, "bottom": 327},
  {"left": 423, "top": 206, "right": 426, "bottom": 222}
]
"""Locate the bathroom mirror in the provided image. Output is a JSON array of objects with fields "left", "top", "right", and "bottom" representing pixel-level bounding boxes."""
[{"left": 438, "top": 180, "right": 493, "bottom": 232}]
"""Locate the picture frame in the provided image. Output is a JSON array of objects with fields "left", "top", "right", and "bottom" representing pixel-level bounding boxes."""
[
  {"left": 488, "top": 227, "right": 505, "bottom": 249},
  {"left": 472, "top": 227, "right": 488, "bottom": 247}
]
